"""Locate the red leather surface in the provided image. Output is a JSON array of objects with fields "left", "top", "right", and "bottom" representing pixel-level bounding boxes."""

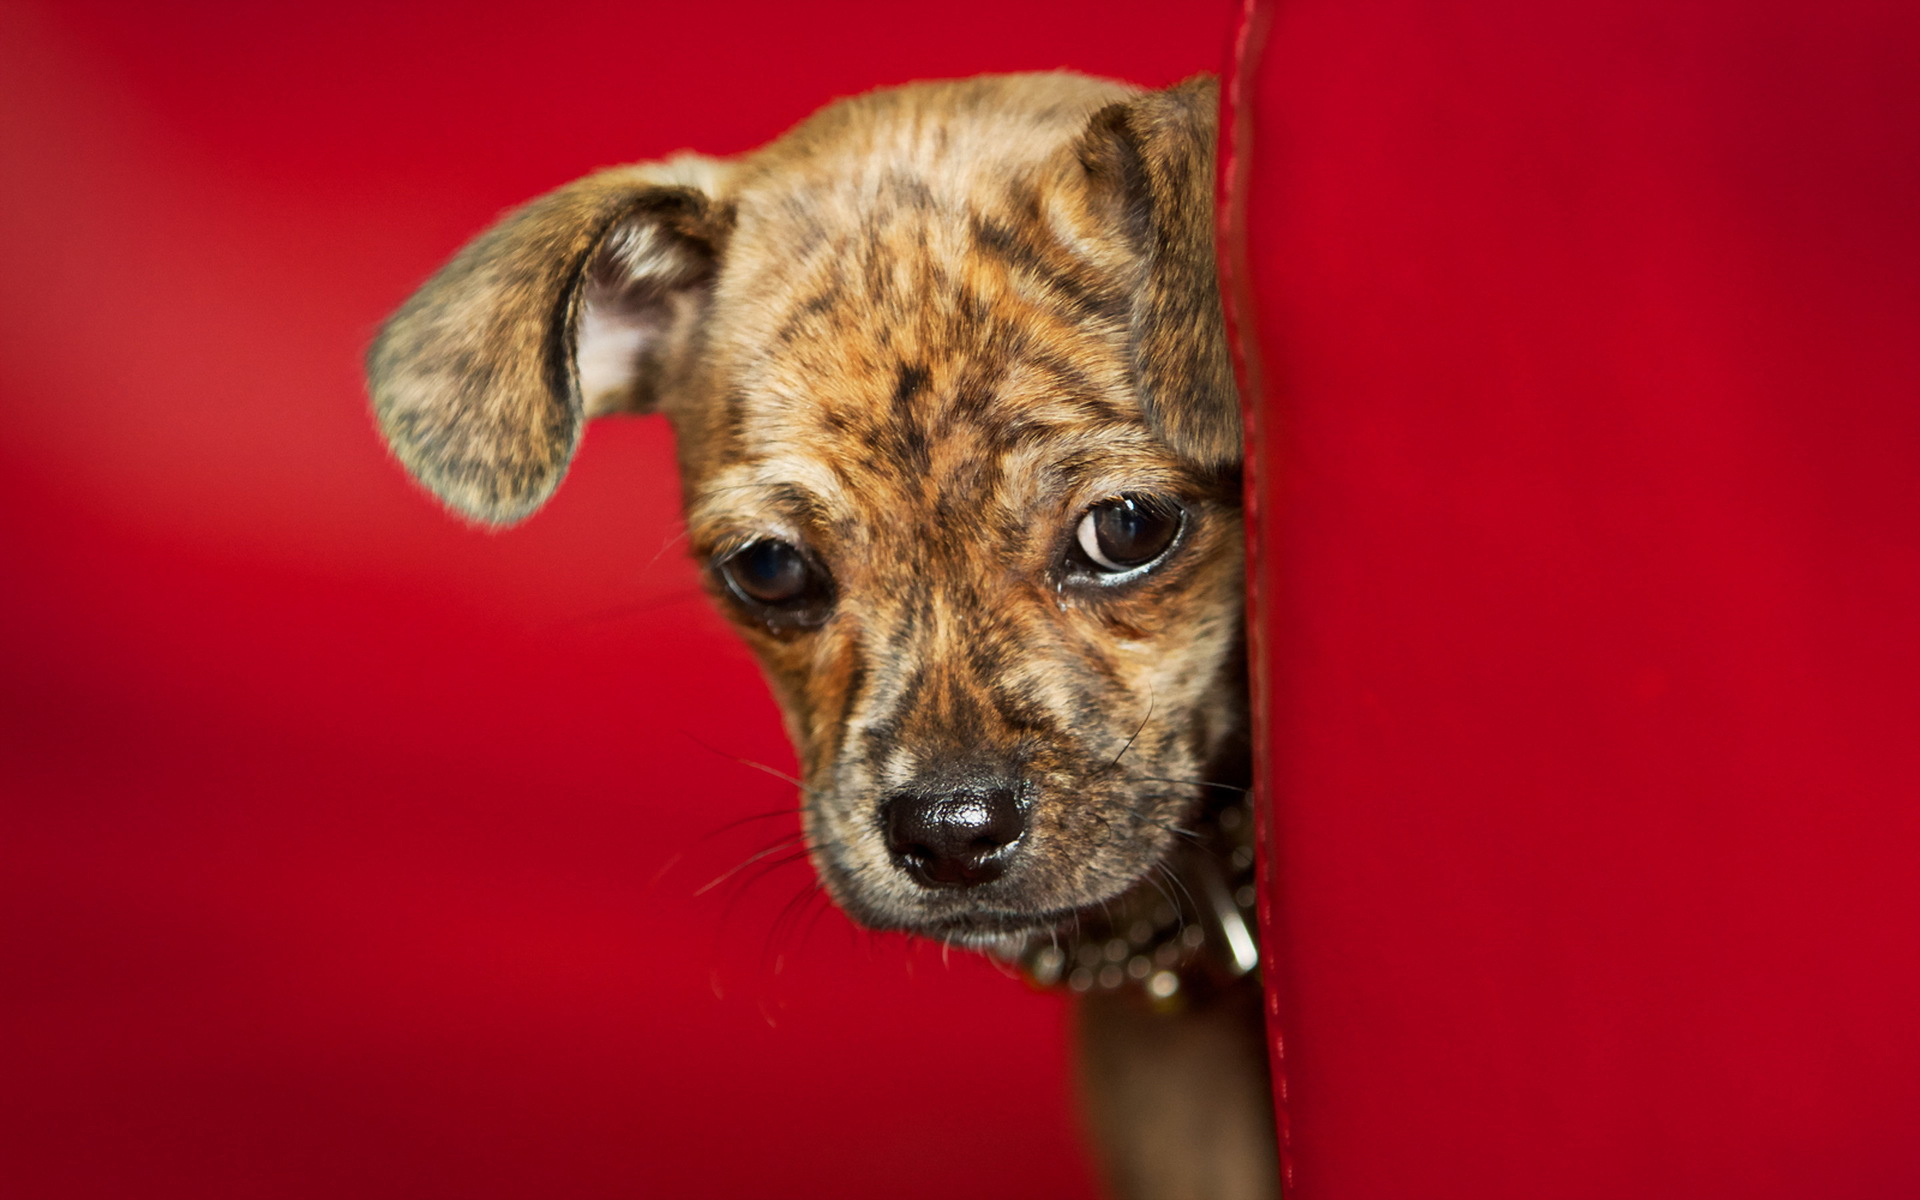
[
  {"left": 0, "top": 4, "right": 1239, "bottom": 1196},
  {"left": 1236, "top": 0, "right": 1920, "bottom": 1195}
]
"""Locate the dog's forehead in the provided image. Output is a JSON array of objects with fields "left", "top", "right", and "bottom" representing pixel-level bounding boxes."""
[
  {"left": 684, "top": 232, "right": 1181, "bottom": 545},
  {"left": 680, "top": 78, "right": 1191, "bottom": 552}
]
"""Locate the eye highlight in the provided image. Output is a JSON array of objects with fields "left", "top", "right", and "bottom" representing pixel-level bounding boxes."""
[
  {"left": 1069, "top": 495, "right": 1186, "bottom": 579},
  {"left": 715, "top": 539, "right": 834, "bottom": 626}
]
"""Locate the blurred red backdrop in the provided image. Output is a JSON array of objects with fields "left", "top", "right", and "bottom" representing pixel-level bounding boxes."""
[{"left": 0, "top": 3, "right": 1240, "bottom": 1196}]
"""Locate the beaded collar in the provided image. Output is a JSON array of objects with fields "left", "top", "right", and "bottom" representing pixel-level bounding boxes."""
[{"left": 990, "top": 791, "right": 1259, "bottom": 1008}]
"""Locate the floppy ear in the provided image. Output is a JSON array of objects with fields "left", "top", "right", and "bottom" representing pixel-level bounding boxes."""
[
  {"left": 367, "top": 156, "right": 731, "bottom": 525},
  {"left": 1077, "top": 76, "right": 1240, "bottom": 470}
]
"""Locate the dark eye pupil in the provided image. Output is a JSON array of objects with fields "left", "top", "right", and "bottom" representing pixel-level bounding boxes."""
[
  {"left": 1093, "top": 498, "right": 1179, "bottom": 566},
  {"left": 730, "top": 540, "right": 809, "bottom": 604}
]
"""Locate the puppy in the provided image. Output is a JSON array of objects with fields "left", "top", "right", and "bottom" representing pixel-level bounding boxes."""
[{"left": 367, "top": 73, "right": 1275, "bottom": 1199}]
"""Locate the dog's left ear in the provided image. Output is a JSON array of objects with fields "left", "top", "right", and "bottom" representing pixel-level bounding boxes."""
[
  {"left": 367, "top": 156, "right": 731, "bottom": 526},
  {"left": 1076, "top": 76, "right": 1241, "bottom": 470}
]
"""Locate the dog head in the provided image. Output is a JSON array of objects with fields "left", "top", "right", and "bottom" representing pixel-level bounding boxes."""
[{"left": 368, "top": 74, "right": 1242, "bottom": 945}]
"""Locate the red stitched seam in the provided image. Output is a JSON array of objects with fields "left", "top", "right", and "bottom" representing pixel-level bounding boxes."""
[{"left": 1218, "top": 0, "right": 1293, "bottom": 1190}]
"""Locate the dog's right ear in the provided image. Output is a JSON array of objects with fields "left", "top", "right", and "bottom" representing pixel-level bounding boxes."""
[
  {"left": 1074, "top": 77, "right": 1240, "bottom": 473},
  {"left": 367, "top": 156, "right": 732, "bottom": 525}
]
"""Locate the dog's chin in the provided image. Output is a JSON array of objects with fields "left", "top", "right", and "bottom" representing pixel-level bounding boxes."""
[
  {"left": 905, "top": 906, "right": 1088, "bottom": 952},
  {"left": 817, "top": 858, "right": 1160, "bottom": 951},
  {"left": 827, "top": 887, "right": 1083, "bottom": 943}
]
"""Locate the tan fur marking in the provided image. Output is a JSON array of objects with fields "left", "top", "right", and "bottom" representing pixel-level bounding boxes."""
[
  {"left": 369, "top": 73, "right": 1244, "bottom": 934},
  {"left": 366, "top": 74, "right": 1269, "bottom": 1198}
]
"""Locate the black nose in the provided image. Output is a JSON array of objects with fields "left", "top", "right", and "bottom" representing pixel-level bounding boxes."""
[{"left": 881, "top": 786, "right": 1026, "bottom": 888}]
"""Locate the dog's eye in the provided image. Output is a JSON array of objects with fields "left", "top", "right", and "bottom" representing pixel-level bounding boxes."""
[
  {"left": 716, "top": 539, "right": 833, "bottom": 623},
  {"left": 1072, "top": 495, "right": 1185, "bottom": 577}
]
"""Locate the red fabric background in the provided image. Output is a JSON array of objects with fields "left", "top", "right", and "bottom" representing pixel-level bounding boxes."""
[
  {"left": 0, "top": 3, "right": 1239, "bottom": 1196},
  {"left": 1239, "top": 0, "right": 1920, "bottom": 1195}
]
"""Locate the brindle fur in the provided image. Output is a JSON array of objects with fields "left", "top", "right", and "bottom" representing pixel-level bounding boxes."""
[{"left": 369, "top": 73, "right": 1274, "bottom": 1199}]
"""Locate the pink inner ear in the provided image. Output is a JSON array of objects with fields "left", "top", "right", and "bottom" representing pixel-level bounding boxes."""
[
  {"left": 575, "top": 292, "right": 654, "bottom": 417},
  {"left": 575, "top": 219, "right": 709, "bottom": 418}
]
